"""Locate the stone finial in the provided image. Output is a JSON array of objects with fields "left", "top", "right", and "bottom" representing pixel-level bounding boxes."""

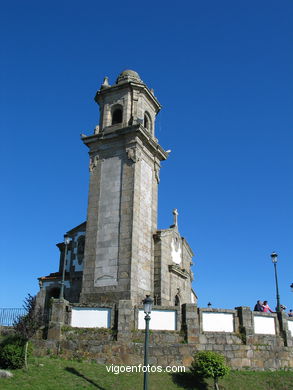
[
  {"left": 173, "top": 208, "right": 179, "bottom": 228},
  {"left": 101, "top": 76, "right": 110, "bottom": 89}
]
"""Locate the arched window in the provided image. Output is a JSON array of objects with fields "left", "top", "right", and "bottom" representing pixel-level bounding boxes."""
[
  {"left": 112, "top": 107, "right": 123, "bottom": 125},
  {"left": 144, "top": 112, "right": 152, "bottom": 132},
  {"left": 77, "top": 235, "right": 85, "bottom": 265}
]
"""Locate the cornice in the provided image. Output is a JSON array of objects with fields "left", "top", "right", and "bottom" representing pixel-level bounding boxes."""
[
  {"left": 95, "top": 81, "right": 161, "bottom": 112},
  {"left": 82, "top": 124, "right": 168, "bottom": 162},
  {"left": 168, "top": 264, "right": 189, "bottom": 279}
]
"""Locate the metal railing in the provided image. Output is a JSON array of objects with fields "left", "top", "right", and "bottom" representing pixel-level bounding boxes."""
[{"left": 0, "top": 308, "right": 27, "bottom": 326}]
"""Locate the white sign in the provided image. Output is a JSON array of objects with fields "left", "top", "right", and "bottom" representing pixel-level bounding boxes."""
[
  {"left": 287, "top": 320, "right": 293, "bottom": 336},
  {"left": 71, "top": 307, "right": 111, "bottom": 328},
  {"left": 202, "top": 312, "right": 234, "bottom": 332},
  {"left": 138, "top": 310, "right": 176, "bottom": 330},
  {"left": 254, "top": 315, "right": 276, "bottom": 335}
]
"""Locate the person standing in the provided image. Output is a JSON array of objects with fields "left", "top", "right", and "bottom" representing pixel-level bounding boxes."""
[
  {"left": 254, "top": 300, "right": 264, "bottom": 311},
  {"left": 262, "top": 300, "right": 274, "bottom": 313},
  {"left": 279, "top": 304, "right": 287, "bottom": 312}
]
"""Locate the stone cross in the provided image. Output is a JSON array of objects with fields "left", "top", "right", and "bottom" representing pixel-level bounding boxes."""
[{"left": 173, "top": 208, "right": 179, "bottom": 228}]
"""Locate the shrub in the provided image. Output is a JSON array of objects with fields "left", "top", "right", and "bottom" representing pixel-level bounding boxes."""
[
  {"left": 191, "top": 351, "right": 230, "bottom": 390},
  {"left": 14, "top": 294, "right": 43, "bottom": 341},
  {"left": 13, "top": 293, "right": 43, "bottom": 369},
  {"left": 0, "top": 336, "right": 28, "bottom": 369}
]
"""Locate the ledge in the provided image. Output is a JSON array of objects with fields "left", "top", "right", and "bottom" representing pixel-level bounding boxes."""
[{"left": 168, "top": 264, "right": 189, "bottom": 279}]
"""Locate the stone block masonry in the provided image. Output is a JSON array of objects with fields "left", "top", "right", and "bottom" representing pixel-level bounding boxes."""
[
  {"left": 40, "top": 299, "right": 293, "bottom": 370},
  {"left": 94, "top": 156, "right": 121, "bottom": 288}
]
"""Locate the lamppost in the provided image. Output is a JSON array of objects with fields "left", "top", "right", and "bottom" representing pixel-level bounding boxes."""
[
  {"left": 143, "top": 295, "right": 153, "bottom": 390},
  {"left": 290, "top": 283, "right": 293, "bottom": 292},
  {"left": 59, "top": 234, "right": 70, "bottom": 300},
  {"left": 270, "top": 252, "right": 280, "bottom": 312}
]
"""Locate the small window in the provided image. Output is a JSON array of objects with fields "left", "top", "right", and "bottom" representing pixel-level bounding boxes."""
[
  {"left": 144, "top": 112, "right": 152, "bottom": 132},
  {"left": 112, "top": 108, "right": 123, "bottom": 125}
]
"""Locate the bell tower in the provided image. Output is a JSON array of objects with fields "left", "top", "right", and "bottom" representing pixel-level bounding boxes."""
[{"left": 80, "top": 70, "right": 168, "bottom": 305}]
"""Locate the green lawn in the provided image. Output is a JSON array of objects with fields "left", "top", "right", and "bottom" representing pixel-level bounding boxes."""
[{"left": 0, "top": 356, "right": 293, "bottom": 390}]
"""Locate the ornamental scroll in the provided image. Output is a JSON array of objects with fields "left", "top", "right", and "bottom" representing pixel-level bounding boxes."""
[
  {"left": 89, "top": 155, "right": 99, "bottom": 172},
  {"left": 126, "top": 147, "right": 141, "bottom": 163}
]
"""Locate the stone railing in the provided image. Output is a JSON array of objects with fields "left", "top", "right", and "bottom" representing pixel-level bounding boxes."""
[
  {"left": 38, "top": 300, "right": 293, "bottom": 370},
  {"left": 182, "top": 305, "right": 293, "bottom": 347},
  {"left": 46, "top": 299, "right": 293, "bottom": 348}
]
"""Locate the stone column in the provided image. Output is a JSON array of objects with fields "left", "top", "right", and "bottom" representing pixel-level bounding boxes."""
[
  {"left": 117, "top": 300, "right": 134, "bottom": 341},
  {"left": 235, "top": 306, "right": 254, "bottom": 344},
  {"left": 182, "top": 304, "right": 199, "bottom": 343},
  {"left": 35, "top": 287, "right": 47, "bottom": 318},
  {"left": 47, "top": 299, "right": 69, "bottom": 341},
  {"left": 277, "top": 311, "right": 293, "bottom": 347}
]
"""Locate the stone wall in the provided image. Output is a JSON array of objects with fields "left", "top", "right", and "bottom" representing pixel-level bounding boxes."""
[
  {"left": 36, "top": 299, "right": 293, "bottom": 370},
  {"left": 33, "top": 332, "right": 293, "bottom": 370}
]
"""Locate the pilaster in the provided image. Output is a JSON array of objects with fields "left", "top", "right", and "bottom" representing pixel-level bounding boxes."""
[
  {"left": 117, "top": 300, "right": 134, "bottom": 341},
  {"left": 182, "top": 303, "right": 199, "bottom": 343},
  {"left": 47, "top": 299, "right": 69, "bottom": 340},
  {"left": 278, "top": 311, "right": 293, "bottom": 347},
  {"left": 236, "top": 306, "right": 254, "bottom": 344}
]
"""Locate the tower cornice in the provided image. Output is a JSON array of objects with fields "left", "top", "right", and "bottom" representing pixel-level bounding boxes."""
[{"left": 81, "top": 124, "right": 168, "bottom": 161}]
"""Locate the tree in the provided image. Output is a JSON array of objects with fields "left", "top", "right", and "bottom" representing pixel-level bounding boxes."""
[
  {"left": 191, "top": 351, "right": 230, "bottom": 390},
  {"left": 13, "top": 294, "right": 43, "bottom": 369}
]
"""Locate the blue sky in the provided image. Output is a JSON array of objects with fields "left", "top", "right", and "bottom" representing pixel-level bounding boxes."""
[{"left": 1, "top": 1, "right": 292, "bottom": 311}]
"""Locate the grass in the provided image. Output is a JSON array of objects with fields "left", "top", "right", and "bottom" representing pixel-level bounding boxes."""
[{"left": 0, "top": 356, "right": 293, "bottom": 390}]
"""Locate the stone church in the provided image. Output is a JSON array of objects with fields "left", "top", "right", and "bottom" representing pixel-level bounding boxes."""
[
  {"left": 37, "top": 70, "right": 197, "bottom": 310},
  {"left": 34, "top": 71, "right": 293, "bottom": 371}
]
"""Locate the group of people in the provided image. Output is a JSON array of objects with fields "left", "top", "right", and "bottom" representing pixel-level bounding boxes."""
[
  {"left": 254, "top": 300, "right": 293, "bottom": 316},
  {"left": 254, "top": 300, "right": 274, "bottom": 312}
]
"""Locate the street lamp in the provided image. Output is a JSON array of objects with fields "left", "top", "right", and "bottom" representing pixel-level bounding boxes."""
[
  {"left": 270, "top": 252, "right": 281, "bottom": 312},
  {"left": 59, "top": 234, "right": 71, "bottom": 300},
  {"left": 290, "top": 283, "right": 293, "bottom": 293},
  {"left": 143, "top": 295, "right": 153, "bottom": 390}
]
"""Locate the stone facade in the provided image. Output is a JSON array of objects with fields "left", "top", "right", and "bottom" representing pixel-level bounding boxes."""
[
  {"left": 37, "top": 70, "right": 195, "bottom": 309},
  {"left": 154, "top": 226, "right": 195, "bottom": 306}
]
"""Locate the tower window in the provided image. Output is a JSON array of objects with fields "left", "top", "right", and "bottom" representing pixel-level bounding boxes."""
[
  {"left": 77, "top": 235, "right": 85, "bottom": 265},
  {"left": 112, "top": 108, "right": 123, "bottom": 125},
  {"left": 144, "top": 112, "right": 152, "bottom": 132}
]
